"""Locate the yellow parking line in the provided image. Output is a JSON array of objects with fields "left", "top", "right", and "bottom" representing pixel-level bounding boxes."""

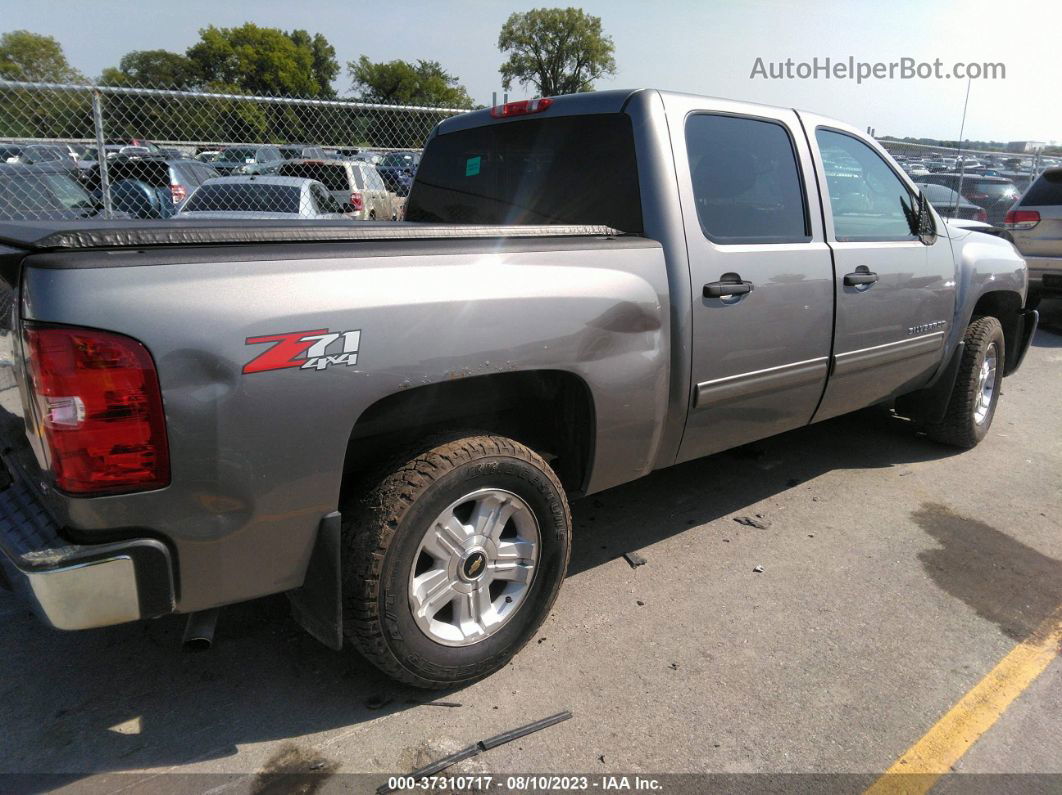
[{"left": 865, "top": 606, "right": 1062, "bottom": 795}]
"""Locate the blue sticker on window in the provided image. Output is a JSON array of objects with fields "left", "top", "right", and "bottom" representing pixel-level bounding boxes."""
[{"left": 465, "top": 156, "right": 481, "bottom": 177}]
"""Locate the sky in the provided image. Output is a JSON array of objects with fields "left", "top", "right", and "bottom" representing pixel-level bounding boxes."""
[{"left": 7, "top": 0, "right": 1061, "bottom": 143}]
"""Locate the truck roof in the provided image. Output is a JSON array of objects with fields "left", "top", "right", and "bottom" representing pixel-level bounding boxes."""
[{"left": 0, "top": 219, "right": 627, "bottom": 252}]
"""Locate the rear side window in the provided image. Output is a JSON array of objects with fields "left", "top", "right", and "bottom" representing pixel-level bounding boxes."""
[
  {"left": 816, "top": 129, "right": 917, "bottom": 242},
  {"left": 406, "top": 113, "right": 642, "bottom": 232},
  {"left": 685, "top": 114, "right": 809, "bottom": 244},
  {"left": 279, "top": 163, "right": 350, "bottom": 192},
  {"left": 184, "top": 183, "right": 301, "bottom": 214},
  {"left": 1020, "top": 171, "right": 1062, "bottom": 206}
]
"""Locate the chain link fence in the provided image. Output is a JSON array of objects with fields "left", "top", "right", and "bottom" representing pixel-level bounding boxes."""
[
  {"left": 0, "top": 78, "right": 1057, "bottom": 226},
  {"left": 0, "top": 79, "right": 470, "bottom": 221}
]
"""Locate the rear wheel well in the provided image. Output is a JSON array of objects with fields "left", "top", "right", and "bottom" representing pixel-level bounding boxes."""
[
  {"left": 971, "top": 290, "right": 1022, "bottom": 374},
  {"left": 339, "top": 371, "right": 594, "bottom": 502}
]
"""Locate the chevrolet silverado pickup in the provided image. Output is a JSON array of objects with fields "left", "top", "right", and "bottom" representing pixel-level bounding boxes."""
[{"left": 0, "top": 90, "right": 1037, "bottom": 688}]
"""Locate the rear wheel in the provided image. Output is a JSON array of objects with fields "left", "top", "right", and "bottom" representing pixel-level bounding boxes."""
[
  {"left": 342, "top": 434, "right": 571, "bottom": 688},
  {"left": 927, "top": 316, "right": 1005, "bottom": 448}
]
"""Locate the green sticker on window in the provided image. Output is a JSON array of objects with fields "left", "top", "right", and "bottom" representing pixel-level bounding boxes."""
[{"left": 465, "top": 156, "right": 481, "bottom": 177}]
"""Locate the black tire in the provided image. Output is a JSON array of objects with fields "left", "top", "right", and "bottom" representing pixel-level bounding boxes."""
[
  {"left": 342, "top": 434, "right": 571, "bottom": 688},
  {"left": 927, "top": 316, "right": 1005, "bottom": 448}
]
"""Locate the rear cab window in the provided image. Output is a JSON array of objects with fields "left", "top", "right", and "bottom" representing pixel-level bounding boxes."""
[
  {"left": 279, "top": 163, "right": 351, "bottom": 192},
  {"left": 406, "top": 113, "right": 642, "bottom": 232}
]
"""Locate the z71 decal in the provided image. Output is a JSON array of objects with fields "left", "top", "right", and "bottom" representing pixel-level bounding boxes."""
[{"left": 243, "top": 328, "right": 361, "bottom": 374}]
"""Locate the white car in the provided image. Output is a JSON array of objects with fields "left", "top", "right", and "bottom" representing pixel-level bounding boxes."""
[{"left": 176, "top": 175, "right": 350, "bottom": 220}]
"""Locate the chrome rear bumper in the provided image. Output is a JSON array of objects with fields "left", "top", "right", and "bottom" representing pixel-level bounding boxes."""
[{"left": 0, "top": 470, "right": 174, "bottom": 630}]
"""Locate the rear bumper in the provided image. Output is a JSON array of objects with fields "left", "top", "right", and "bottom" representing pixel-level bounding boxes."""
[
  {"left": 1025, "top": 255, "right": 1062, "bottom": 292},
  {"left": 0, "top": 468, "right": 174, "bottom": 630}
]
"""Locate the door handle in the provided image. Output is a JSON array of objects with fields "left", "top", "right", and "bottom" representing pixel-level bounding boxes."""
[
  {"left": 843, "top": 269, "right": 879, "bottom": 286},
  {"left": 704, "top": 274, "right": 754, "bottom": 298}
]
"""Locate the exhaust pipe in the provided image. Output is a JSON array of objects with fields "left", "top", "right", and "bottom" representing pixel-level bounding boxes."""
[{"left": 182, "top": 608, "right": 219, "bottom": 651}]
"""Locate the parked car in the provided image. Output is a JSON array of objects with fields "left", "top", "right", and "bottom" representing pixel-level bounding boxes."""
[
  {"left": 276, "top": 159, "right": 393, "bottom": 220},
  {"left": 176, "top": 175, "right": 348, "bottom": 219},
  {"left": 0, "top": 89, "right": 1034, "bottom": 690},
  {"left": 210, "top": 145, "right": 284, "bottom": 176},
  {"left": 104, "top": 137, "right": 163, "bottom": 154},
  {"left": 0, "top": 163, "right": 105, "bottom": 219},
  {"left": 376, "top": 151, "right": 420, "bottom": 195},
  {"left": 278, "top": 145, "right": 327, "bottom": 161},
  {"left": 918, "top": 173, "right": 1021, "bottom": 225},
  {"left": 915, "top": 182, "right": 987, "bottom": 222},
  {"left": 1005, "top": 166, "right": 1062, "bottom": 308},
  {"left": 0, "top": 143, "right": 76, "bottom": 171},
  {"left": 82, "top": 156, "right": 220, "bottom": 219}
]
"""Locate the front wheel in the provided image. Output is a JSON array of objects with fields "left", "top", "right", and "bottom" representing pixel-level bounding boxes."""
[
  {"left": 342, "top": 434, "right": 571, "bottom": 688},
  {"left": 927, "top": 316, "right": 1005, "bottom": 448}
]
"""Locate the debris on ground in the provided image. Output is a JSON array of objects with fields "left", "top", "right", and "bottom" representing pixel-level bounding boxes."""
[
  {"left": 636, "top": 600, "right": 645, "bottom": 606},
  {"left": 734, "top": 515, "right": 771, "bottom": 529},
  {"left": 623, "top": 551, "right": 647, "bottom": 568},
  {"left": 377, "top": 712, "right": 573, "bottom": 794},
  {"left": 669, "top": 662, "right": 679, "bottom": 670},
  {"left": 753, "top": 565, "right": 765, "bottom": 573}
]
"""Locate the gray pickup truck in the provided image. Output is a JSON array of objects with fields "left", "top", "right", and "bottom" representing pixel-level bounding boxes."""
[{"left": 0, "top": 89, "right": 1037, "bottom": 688}]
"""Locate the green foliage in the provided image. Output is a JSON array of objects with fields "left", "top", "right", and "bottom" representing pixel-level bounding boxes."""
[
  {"left": 0, "top": 30, "right": 83, "bottom": 83},
  {"left": 497, "top": 7, "right": 616, "bottom": 96},
  {"left": 186, "top": 23, "right": 336, "bottom": 97},
  {"left": 100, "top": 50, "right": 202, "bottom": 89},
  {"left": 348, "top": 57, "right": 475, "bottom": 108}
]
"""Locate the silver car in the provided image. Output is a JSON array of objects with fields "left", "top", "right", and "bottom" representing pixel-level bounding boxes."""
[
  {"left": 276, "top": 159, "right": 394, "bottom": 220},
  {"left": 1006, "top": 166, "right": 1062, "bottom": 307},
  {"left": 176, "top": 175, "right": 349, "bottom": 220}
]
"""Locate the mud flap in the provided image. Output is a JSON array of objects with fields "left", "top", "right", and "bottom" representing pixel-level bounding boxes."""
[
  {"left": 286, "top": 511, "right": 343, "bottom": 650},
  {"left": 894, "top": 340, "right": 965, "bottom": 425}
]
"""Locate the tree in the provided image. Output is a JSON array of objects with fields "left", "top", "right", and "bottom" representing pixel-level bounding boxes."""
[
  {"left": 288, "top": 30, "right": 339, "bottom": 97},
  {"left": 348, "top": 57, "right": 475, "bottom": 108},
  {"left": 187, "top": 23, "right": 334, "bottom": 97},
  {"left": 100, "top": 50, "right": 201, "bottom": 89},
  {"left": 497, "top": 7, "right": 616, "bottom": 96},
  {"left": 0, "top": 30, "right": 83, "bottom": 83}
]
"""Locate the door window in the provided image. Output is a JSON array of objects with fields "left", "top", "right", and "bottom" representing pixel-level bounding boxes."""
[
  {"left": 816, "top": 129, "right": 918, "bottom": 242},
  {"left": 685, "top": 114, "right": 809, "bottom": 244}
]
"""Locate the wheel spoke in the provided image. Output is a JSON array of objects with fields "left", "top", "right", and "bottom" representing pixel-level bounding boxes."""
[
  {"left": 410, "top": 568, "right": 456, "bottom": 620},
  {"left": 469, "top": 493, "right": 517, "bottom": 541},
  {"left": 421, "top": 512, "right": 468, "bottom": 560},
  {"left": 495, "top": 538, "right": 534, "bottom": 562},
  {"left": 490, "top": 559, "right": 535, "bottom": 584},
  {"left": 454, "top": 583, "right": 494, "bottom": 639}
]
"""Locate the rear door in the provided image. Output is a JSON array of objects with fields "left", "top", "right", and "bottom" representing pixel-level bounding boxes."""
[
  {"left": 665, "top": 97, "right": 835, "bottom": 463},
  {"left": 803, "top": 118, "right": 956, "bottom": 421}
]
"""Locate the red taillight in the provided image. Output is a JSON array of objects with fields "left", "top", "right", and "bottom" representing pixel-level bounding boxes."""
[
  {"left": 1004, "top": 209, "right": 1040, "bottom": 230},
  {"left": 23, "top": 324, "right": 169, "bottom": 495},
  {"left": 350, "top": 191, "right": 364, "bottom": 211},
  {"left": 489, "top": 97, "right": 554, "bottom": 119},
  {"left": 170, "top": 183, "right": 187, "bottom": 204},
  {"left": 974, "top": 208, "right": 988, "bottom": 223},
  {"left": 964, "top": 191, "right": 990, "bottom": 201}
]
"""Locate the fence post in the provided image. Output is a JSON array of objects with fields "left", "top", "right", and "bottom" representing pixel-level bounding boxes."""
[{"left": 91, "top": 87, "right": 112, "bottom": 219}]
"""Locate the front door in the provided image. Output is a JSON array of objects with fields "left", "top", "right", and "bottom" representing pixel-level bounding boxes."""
[
  {"left": 805, "top": 122, "right": 956, "bottom": 421},
  {"left": 666, "top": 98, "right": 836, "bottom": 463}
]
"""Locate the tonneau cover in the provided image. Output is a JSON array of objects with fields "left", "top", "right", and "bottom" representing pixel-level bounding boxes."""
[{"left": 0, "top": 219, "right": 625, "bottom": 251}]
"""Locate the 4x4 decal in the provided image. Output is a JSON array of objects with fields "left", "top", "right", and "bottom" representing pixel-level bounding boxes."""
[{"left": 243, "top": 328, "right": 361, "bottom": 373}]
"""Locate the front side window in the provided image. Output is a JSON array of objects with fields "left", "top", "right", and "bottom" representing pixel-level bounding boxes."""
[
  {"left": 816, "top": 129, "right": 918, "bottom": 242},
  {"left": 685, "top": 114, "right": 809, "bottom": 244}
]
